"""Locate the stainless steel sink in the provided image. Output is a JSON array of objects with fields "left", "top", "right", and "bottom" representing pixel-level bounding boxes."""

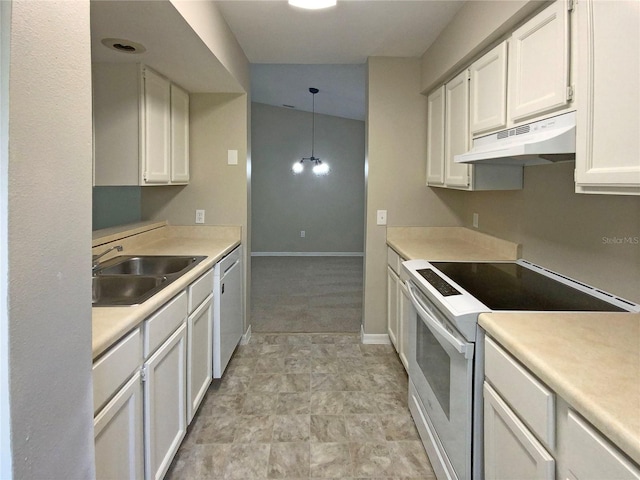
[
  {"left": 92, "top": 255, "right": 206, "bottom": 306},
  {"left": 92, "top": 275, "right": 168, "bottom": 306},
  {"left": 96, "top": 255, "right": 205, "bottom": 276}
]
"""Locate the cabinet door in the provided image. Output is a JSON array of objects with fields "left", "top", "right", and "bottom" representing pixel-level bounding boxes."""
[
  {"left": 386, "top": 266, "right": 399, "bottom": 350},
  {"left": 470, "top": 42, "right": 508, "bottom": 135},
  {"left": 565, "top": 410, "right": 640, "bottom": 480},
  {"left": 508, "top": 0, "right": 570, "bottom": 123},
  {"left": 144, "top": 323, "right": 187, "bottom": 480},
  {"left": 187, "top": 295, "right": 212, "bottom": 423},
  {"left": 94, "top": 372, "right": 144, "bottom": 480},
  {"left": 426, "top": 86, "right": 446, "bottom": 186},
  {"left": 445, "top": 70, "right": 470, "bottom": 188},
  {"left": 142, "top": 67, "right": 171, "bottom": 184},
  {"left": 170, "top": 84, "right": 190, "bottom": 183},
  {"left": 575, "top": 0, "right": 640, "bottom": 194},
  {"left": 484, "top": 382, "right": 555, "bottom": 480}
]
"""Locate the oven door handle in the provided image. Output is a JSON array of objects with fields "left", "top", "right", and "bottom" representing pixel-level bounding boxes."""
[{"left": 406, "top": 281, "right": 473, "bottom": 359}]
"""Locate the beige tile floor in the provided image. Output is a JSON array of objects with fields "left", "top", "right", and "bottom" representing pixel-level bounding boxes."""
[{"left": 166, "top": 333, "right": 436, "bottom": 479}]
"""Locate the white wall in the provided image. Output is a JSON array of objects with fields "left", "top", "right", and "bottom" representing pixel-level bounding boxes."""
[
  {"left": 170, "top": 0, "right": 251, "bottom": 93},
  {"left": 251, "top": 102, "right": 365, "bottom": 254},
  {"left": 461, "top": 163, "right": 640, "bottom": 303},
  {"left": 5, "top": 1, "right": 95, "bottom": 478},
  {"left": 364, "top": 57, "right": 464, "bottom": 335},
  {"left": 1, "top": 2, "right": 11, "bottom": 477}
]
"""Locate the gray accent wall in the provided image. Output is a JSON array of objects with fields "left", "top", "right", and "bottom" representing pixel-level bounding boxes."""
[
  {"left": 93, "top": 186, "right": 142, "bottom": 230},
  {"left": 251, "top": 102, "right": 365, "bottom": 253}
]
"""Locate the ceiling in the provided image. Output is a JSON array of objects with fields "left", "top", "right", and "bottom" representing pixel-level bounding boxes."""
[
  {"left": 215, "top": 0, "right": 465, "bottom": 64},
  {"left": 218, "top": 0, "right": 464, "bottom": 120},
  {"left": 90, "top": 0, "right": 466, "bottom": 120}
]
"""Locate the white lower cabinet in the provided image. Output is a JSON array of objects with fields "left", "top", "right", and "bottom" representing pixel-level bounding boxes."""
[
  {"left": 485, "top": 334, "right": 640, "bottom": 480},
  {"left": 93, "top": 327, "right": 144, "bottom": 479},
  {"left": 565, "top": 410, "right": 640, "bottom": 480},
  {"left": 187, "top": 294, "right": 213, "bottom": 423},
  {"left": 144, "top": 322, "right": 187, "bottom": 480},
  {"left": 386, "top": 247, "right": 408, "bottom": 371},
  {"left": 484, "top": 382, "right": 555, "bottom": 480},
  {"left": 94, "top": 372, "right": 144, "bottom": 480}
]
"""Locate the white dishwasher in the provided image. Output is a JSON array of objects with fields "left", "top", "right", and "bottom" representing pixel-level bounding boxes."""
[{"left": 213, "top": 245, "right": 243, "bottom": 378}]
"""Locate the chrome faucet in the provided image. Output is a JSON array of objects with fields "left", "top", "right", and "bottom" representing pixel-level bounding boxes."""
[{"left": 92, "top": 245, "right": 123, "bottom": 271}]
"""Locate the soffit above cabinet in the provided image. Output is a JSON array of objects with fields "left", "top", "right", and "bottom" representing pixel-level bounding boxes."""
[{"left": 90, "top": 0, "right": 243, "bottom": 94}]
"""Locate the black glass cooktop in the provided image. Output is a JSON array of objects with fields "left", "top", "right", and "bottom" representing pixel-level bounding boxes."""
[{"left": 427, "top": 262, "right": 626, "bottom": 312}]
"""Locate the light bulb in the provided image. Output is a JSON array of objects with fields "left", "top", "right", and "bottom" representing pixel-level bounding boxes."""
[
  {"left": 313, "top": 162, "right": 329, "bottom": 175},
  {"left": 288, "top": 0, "right": 336, "bottom": 9},
  {"left": 292, "top": 161, "right": 304, "bottom": 174}
]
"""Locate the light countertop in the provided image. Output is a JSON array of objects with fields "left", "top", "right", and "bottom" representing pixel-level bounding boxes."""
[
  {"left": 92, "top": 223, "right": 241, "bottom": 359},
  {"left": 386, "top": 226, "right": 520, "bottom": 261},
  {"left": 480, "top": 312, "right": 640, "bottom": 465}
]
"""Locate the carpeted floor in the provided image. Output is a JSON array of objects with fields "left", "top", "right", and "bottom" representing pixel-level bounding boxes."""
[{"left": 250, "top": 256, "right": 364, "bottom": 333}]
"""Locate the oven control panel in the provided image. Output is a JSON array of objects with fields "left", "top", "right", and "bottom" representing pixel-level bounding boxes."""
[{"left": 417, "top": 269, "right": 460, "bottom": 297}]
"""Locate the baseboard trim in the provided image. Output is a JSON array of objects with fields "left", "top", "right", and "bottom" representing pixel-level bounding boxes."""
[
  {"left": 241, "top": 325, "right": 252, "bottom": 345},
  {"left": 251, "top": 252, "right": 364, "bottom": 257},
  {"left": 360, "top": 325, "right": 391, "bottom": 345}
]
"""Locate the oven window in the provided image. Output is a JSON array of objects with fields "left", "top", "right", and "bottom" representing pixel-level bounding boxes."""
[{"left": 416, "top": 316, "right": 451, "bottom": 419}]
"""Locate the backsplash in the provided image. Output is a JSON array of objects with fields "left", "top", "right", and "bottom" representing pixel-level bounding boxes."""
[{"left": 92, "top": 186, "right": 142, "bottom": 230}]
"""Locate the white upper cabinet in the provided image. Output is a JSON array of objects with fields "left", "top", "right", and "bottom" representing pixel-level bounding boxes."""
[
  {"left": 143, "top": 67, "right": 172, "bottom": 184},
  {"left": 426, "top": 86, "right": 446, "bottom": 186},
  {"left": 170, "top": 84, "right": 190, "bottom": 183},
  {"left": 93, "top": 63, "right": 189, "bottom": 186},
  {"left": 444, "top": 70, "right": 471, "bottom": 188},
  {"left": 574, "top": 0, "right": 640, "bottom": 195},
  {"left": 470, "top": 42, "right": 508, "bottom": 135},
  {"left": 426, "top": 73, "right": 523, "bottom": 191},
  {"left": 508, "top": 0, "right": 571, "bottom": 123}
]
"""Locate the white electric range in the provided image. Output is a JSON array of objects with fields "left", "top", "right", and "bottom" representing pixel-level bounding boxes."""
[{"left": 402, "top": 259, "right": 640, "bottom": 480}]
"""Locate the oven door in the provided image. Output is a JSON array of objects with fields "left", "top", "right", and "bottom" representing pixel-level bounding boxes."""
[{"left": 407, "top": 280, "right": 475, "bottom": 480}]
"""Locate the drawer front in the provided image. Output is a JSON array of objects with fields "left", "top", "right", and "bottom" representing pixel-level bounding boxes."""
[
  {"left": 93, "top": 327, "right": 142, "bottom": 415},
  {"left": 144, "top": 291, "right": 188, "bottom": 358},
  {"left": 387, "top": 247, "right": 401, "bottom": 274},
  {"left": 188, "top": 269, "right": 213, "bottom": 313},
  {"left": 218, "top": 246, "right": 241, "bottom": 274},
  {"left": 484, "top": 336, "right": 555, "bottom": 450},
  {"left": 566, "top": 410, "right": 640, "bottom": 480}
]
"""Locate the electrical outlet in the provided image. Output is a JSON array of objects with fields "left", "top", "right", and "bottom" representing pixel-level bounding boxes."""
[
  {"left": 473, "top": 213, "right": 479, "bottom": 228},
  {"left": 195, "top": 209, "right": 205, "bottom": 224},
  {"left": 376, "top": 210, "right": 387, "bottom": 226},
  {"left": 300, "top": 230, "right": 306, "bottom": 238}
]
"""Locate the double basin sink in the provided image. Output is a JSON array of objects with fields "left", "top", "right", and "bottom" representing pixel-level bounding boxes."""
[{"left": 93, "top": 255, "right": 206, "bottom": 306}]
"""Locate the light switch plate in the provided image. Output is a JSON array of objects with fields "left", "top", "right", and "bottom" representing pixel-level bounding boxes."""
[
  {"left": 227, "top": 150, "right": 238, "bottom": 165},
  {"left": 377, "top": 210, "right": 387, "bottom": 226}
]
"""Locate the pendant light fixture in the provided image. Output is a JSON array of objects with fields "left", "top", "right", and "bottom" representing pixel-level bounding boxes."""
[{"left": 293, "top": 87, "right": 329, "bottom": 175}]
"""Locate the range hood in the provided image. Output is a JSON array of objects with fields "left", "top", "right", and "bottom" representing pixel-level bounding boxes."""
[{"left": 455, "top": 111, "right": 576, "bottom": 166}]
